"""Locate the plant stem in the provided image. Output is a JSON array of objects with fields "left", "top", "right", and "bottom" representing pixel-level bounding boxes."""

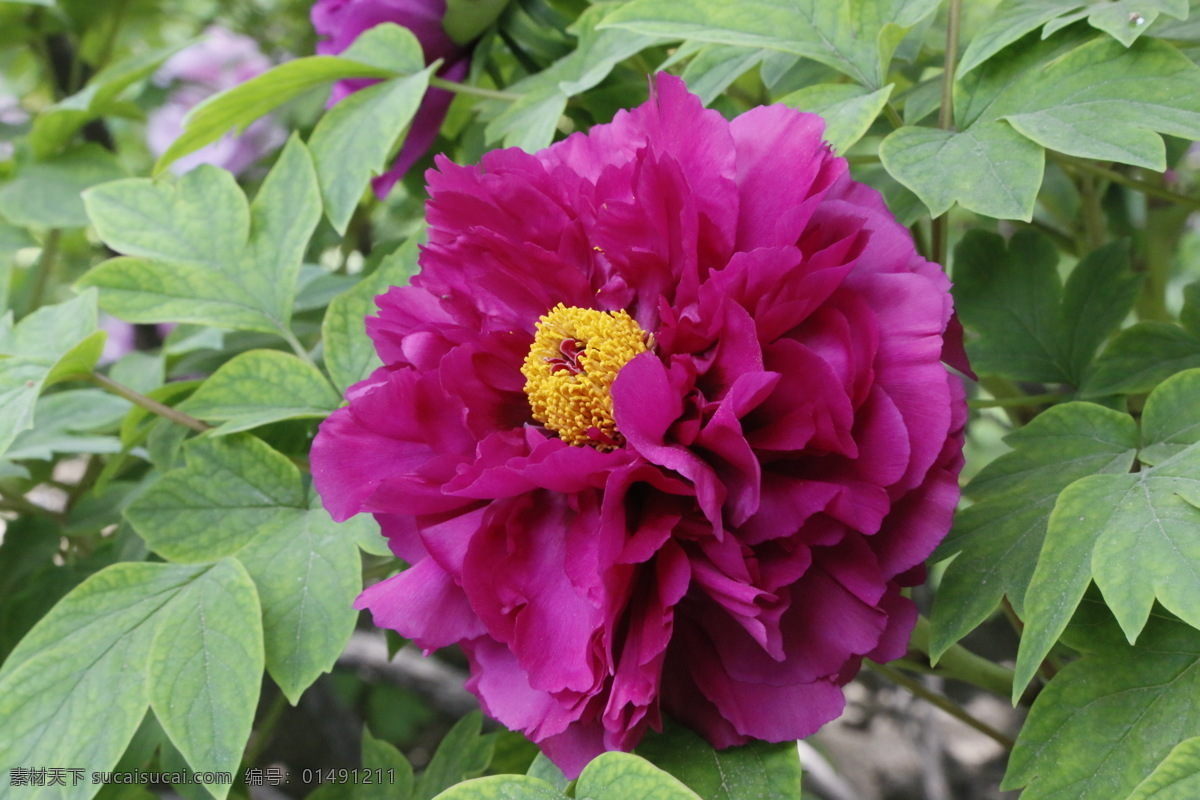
[
  {"left": 868, "top": 661, "right": 1016, "bottom": 750},
  {"left": 905, "top": 616, "right": 1017, "bottom": 699},
  {"left": 26, "top": 229, "right": 62, "bottom": 314},
  {"left": 428, "top": 76, "right": 521, "bottom": 102},
  {"left": 242, "top": 690, "right": 288, "bottom": 770},
  {"left": 1053, "top": 153, "right": 1200, "bottom": 212},
  {"left": 85, "top": 372, "right": 211, "bottom": 433},
  {"left": 930, "top": 0, "right": 962, "bottom": 270},
  {"left": 279, "top": 326, "right": 320, "bottom": 370}
]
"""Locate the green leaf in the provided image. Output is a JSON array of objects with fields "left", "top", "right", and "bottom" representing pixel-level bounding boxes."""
[
  {"left": 0, "top": 561, "right": 261, "bottom": 799},
  {"left": 6, "top": 389, "right": 128, "bottom": 461},
  {"left": 1016, "top": 369, "right": 1200, "bottom": 696},
  {"left": 1083, "top": 322, "right": 1200, "bottom": 397},
  {"left": 444, "top": 0, "right": 510, "bottom": 44},
  {"left": 148, "top": 559, "right": 263, "bottom": 799},
  {"left": 81, "top": 136, "right": 321, "bottom": 337},
  {"left": 879, "top": 121, "right": 1043, "bottom": 219},
  {"left": 124, "top": 435, "right": 359, "bottom": 703},
  {"left": 576, "top": 752, "right": 703, "bottom": 799},
  {"left": 678, "top": 45, "right": 769, "bottom": 105},
  {"left": 431, "top": 776, "right": 565, "bottom": 800},
  {"left": 152, "top": 34, "right": 406, "bottom": 175},
  {"left": 635, "top": 723, "right": 803, "bottom": 800},
  {"left": 307, "top": 25, "right": 434, "bottom": 233},
  {"left": 956, "top": 0, "right": 1080, "bottom": 77},
  {"left": 1127, "top": 736, "right": 1200, "bottom": 800},
  {"left": 178, "top": 349, "right": 341, "bottom": 434},
  {"left": 603, "top": 0, "right": 936, "bottom": 88},
  {"left": 483, "top": 5, "right": 666, "bottom": 151},
  {"left": 361, "top": 727, "right": 415, "bottom": 800},
  {"left": 0, "top": 290, "right": 99, "bottom": 458},
  {"left": 930, "top": 402, "right": 1137, "bottom": 658},
  {"left": 415, "top": 712, "right": 496, "bottom": 800},
  {"left": 1086, "top": 0, "right": 1189, "bottom": 47},
  {"left": 778, "top": 82, "right": 894, "bottom": 154},
  {"left": 526, "top": 753, "right": 571, "bottom": 792},
  {"left": 0, "top": 144, "right": 125, "bottom": 228},
  {"left": 986, "top": 37, "right": 1200, "bottom": 170},
  {"left": 323, "top": 236, "right": 420, "bottom": 393},
  {"left": 952, "top": 231, "right": 1139, "bottom": 383},
  {"left": 31, "top": 42, "right": 186, "bottom": 158},
  {"left": 1004, "top": 613, "right": 1200, "bottom": 800}
]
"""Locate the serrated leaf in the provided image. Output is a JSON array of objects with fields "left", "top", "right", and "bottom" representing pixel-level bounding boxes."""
[
  {"left": 178, "top": 349, "right": 341, "bottom": 434},
  {"left": 1004, "top": 614, "right": 1200, "bottom": 800},
  {"left": 323, "top": 237, "right": 420, "bottom": 393},
  {"left": 152, "top": 27, "right": 410, "bottom": 175},
  {"left": 1127, "top": 736, "right": 1200, "bottom": 800},
  {"left": 124, "top": 435, "right": 360, "bottom": 702},
  {"left": 0, "top": 290, "right": 99, "bottom": 458},
  {"left": 603, "top": 0, "right": 935, "bottom": 88},
  {"left": 148, "top": 559, "right": 263, "bottom": 800},
  {"left": 0, "top": 561, "right": 256, "bottom": 800},
  {"left": 415, "top": 712, "right": 496, "bottom": 800},
  {"left": 307, "top": 25, "right": 433, "bottom": 233},
  {"left": 879, "top": 121, "right": 1043, "bottom": 219},
  {"left": 635, "top": 723, "right": 803, "bottom": 800},
  {"left": 778, "top": 82, "right": 893, "bottom": 153},
  {"left": 0, "top": 144, "right": 125, "bottom": 228},
  {"left": 1016, "top": 369, "right": 1200, "bottom": 696},
  {"left": 80, "top": 136, "right": 320, "bottom": 338},
  {"left": 930, "top": 402, "right": 1138, "bottom": 658},
  {"left": 952, "top": 231, "right": 1139, "bottom": 383}
]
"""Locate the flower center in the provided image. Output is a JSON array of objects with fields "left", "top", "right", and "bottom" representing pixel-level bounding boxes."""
[{"left": 521, "top": 304, "right": 650, "bottom": 450}]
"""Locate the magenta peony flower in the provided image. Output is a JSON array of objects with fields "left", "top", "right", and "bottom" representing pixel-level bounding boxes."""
[
  {"left": 312, "top": 0, "right": 472, "bottom": 198},
  {"left": 312, "top": 74, "right": 966, "bottom": 776},
  {"left": 147, "top": 27, "right": 286, "bottom": 175}
]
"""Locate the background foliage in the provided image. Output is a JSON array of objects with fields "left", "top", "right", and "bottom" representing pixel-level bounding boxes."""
[{"left": 5, "top": 0, "right": 1200, "bottom": 797}]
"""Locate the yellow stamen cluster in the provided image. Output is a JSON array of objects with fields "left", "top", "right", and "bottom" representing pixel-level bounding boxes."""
[{"left": 522, "top": 304, "right": 650, "bottom": 449}]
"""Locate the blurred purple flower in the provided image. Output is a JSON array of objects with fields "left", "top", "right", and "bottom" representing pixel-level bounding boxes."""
[
  {"left": 100, "top": 315, "right": 175, "bottom": 363},
  {"left": 311, "top": 75, "right": 967, "bottom": 775},
  {"left": 312, "top": 0, "right": 471, "bottom": 197},
  {"left": 146, "top": 27, "right": 287, "bottom": 175}
]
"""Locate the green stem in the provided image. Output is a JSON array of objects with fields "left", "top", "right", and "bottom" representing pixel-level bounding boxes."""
[
  {"left": 867, "top": 661, "right": 1016, "bottom": 750},
  {"left": 930, "top": 0, "right": 962, "bottom": 270},
  {"left": 85, "top": 372, "right": 211, "bottom": 433},
  {"left": 1053, "top": 153, "right": 1200, "bottom": 212},
  {"left": 428, "top": 76, "right": 521, "bottom": 102},
  {"left": 242, "top": 691, "right": 288, "bottom": 770},
  {"left": 26, "top": 229, "right": 62, "bottom": 315},
  {"left": 279, "top": 326, "right": 320, "bottom": 370},
  {"left": 906, "top": 616, "right": 1016, "bottom": 699}
]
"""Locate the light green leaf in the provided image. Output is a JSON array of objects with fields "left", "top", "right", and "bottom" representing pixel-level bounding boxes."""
[
  {"left": 6, "top": 389, "right": 128, "bottom": 461},
  {"left": 1127, "top": 737, "right": 1200, "bottom": 800},
  {"left": 153, "top": 29, "right": 407, "bottom": 176},
  {"left": 483, "top": 5, "right": 668, "bottom": 151},
  {"left": 1086, "top": 0, "right": 1189, "bottom": 47},
  {"left": 576, "top": 752, "right": 703, "bottom": 799},
  {"left": 779, "top": 82, "right": 893, "bottom": 154},
  {"left": 990, "top": 37, "right": 1200, "bottom": 170},
  {"left": 527, "top": 753, "right": 571, "bottom": 791},
  {"left": 178, "top": 349, "right": 341, "bottom": 434},
  {"left": 81, "top": 136, "right": 321, "bottom": 337},
  {"left": 1016, "top": 369, "right": 1200, "bottom": 696},
  {"left": 956, "top": 0, "right": 1081, "bottom": 77},
  {"left": 124, "top": 435, "right": 360, "bottom": 702},
  {"left": 1005, "top": 614, "right": 1200, "bottom": 800},
  {"left": 307, "top": 25, "right": 434, "bottom": 233},
  {"left": 431, "top": 776, "right": 565, "bottom": 800},
  {"left": 679, "top": 45, "right": 768, "bottom": 105},
  {"left": 0, "top": 145, "right": 125, "bottom": 228},
  {"left": 148, "top": 559, "right": 263, "bottom": 799},
  {"left": 635, "top": 723, "right": 803, "bottom": 800},
  {"left": 361, "top": 727, "right": 415, "bottom": 800},
  {"left": 0, "top": 290, "right": 99, "bottom": 458},
  {"left": 31, "top": 42, "right": 186, "bottom": 158},
  {"left": 415, "top": 712, "right": 496, "bottom": 800},
  {"left": 879, "top": 121, "right": 1043, "bottom": 220},
  {"left": 930, "top": 402, "right": 1137, "bottom": 659},
  {"left": 323, "top": 236, "right": 420, "bottom": 393},
  {"left": 0, "top": 561, "right": 257, "bottom": 800}
]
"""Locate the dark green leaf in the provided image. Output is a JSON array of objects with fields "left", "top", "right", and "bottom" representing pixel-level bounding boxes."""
[
  {"left": 956, "top": 0, "right": 1080, "bottom": 77},
  {"left": 635, "top": 722, "right": 803, "bottom": 800},
  {"left": 415, "top": 712, "right": 496, "bottom": 800},
  {"left": 576, "top": 752, "right": 703, "bottom": 799},
  {"left": 1084, "top": 322, "right": 1200, "bottom": 397},
  {"left": 1127, "top": 736, "right": 1200, "bottom": 799}
]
